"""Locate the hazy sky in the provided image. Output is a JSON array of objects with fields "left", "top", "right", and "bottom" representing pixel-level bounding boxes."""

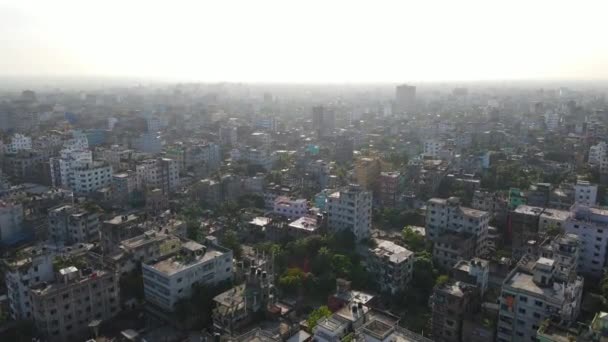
[{"left": 1, "top": 0, "right": 607, "bottom": 82}]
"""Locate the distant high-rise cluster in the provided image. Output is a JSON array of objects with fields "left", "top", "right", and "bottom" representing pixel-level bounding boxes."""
[
  {"left": 395, "top": 84, "right": 416, "bottom": 114},
  {"left": 0, "top": 81, "right": 607, "bottom": 342}
]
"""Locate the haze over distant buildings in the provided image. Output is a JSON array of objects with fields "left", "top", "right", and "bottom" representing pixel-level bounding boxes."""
[{"left": 1, "top": 0, "right": 608, "bottom": 83}]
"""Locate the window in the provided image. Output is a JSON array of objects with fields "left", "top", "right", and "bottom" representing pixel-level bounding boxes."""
[
  {"left": 534, "top": 300, "right": 543, "bottom": 307},
  {"left": 518, "top": 308, "right": 526, "bottom": 314}
]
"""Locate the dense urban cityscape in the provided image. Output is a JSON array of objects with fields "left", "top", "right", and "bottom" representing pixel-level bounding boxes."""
[
  {"left": 0, "top": 81, "right": 607, "bottom": 342},
  {"left": 2, "top": 0, "right": 608, "bottom": 341}
]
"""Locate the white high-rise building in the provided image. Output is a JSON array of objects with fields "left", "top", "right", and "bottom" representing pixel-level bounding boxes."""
[
  {"left": 423, "top": 139, "right": 444, "bottom": 158},
  {"left": 497, "top": 257, "right": 583, "bottom": 342},
  {"left": 63, "top": 131, "right": 89, "bottom": 151},
  {"left": 142, "top": 239, "right": 233, "bottom": 312},
  {"left": 6, "top": 133, "right": 32, "bottom": 153},
  {"left": 51, "top": 149, "right": 94, "bottom": 188},
  {"left": 544, "top": 112, "right": 561, "bottom": 131},
  {"left": 565, "top": 205, "right": 608, "bottom": 277},
  {"left": 327, "top": 184, "right": 372, "bottom": 241},
  {"left": 588, "top": 141, "right": 607, "bottom": 166},
  {"left": 574, "top": 180, "right": 598, "bottom": 206},
  {"left": 70, "top": 161, "right": 113, "bottom": 194},
  {"left": 5, "top": 249, "right": 54, "bottom": 320}
]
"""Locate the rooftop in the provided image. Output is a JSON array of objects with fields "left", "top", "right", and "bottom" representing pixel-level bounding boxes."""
[
  {"left": 213, "top": 284, "right": 246, "bottom": 307},
  {"left": 31, "top": 269, "right": 111, "bottom": 296},
  {"left": 104, "top": 214, "right": 139, "bottom": 225},
  {"left": 250, "top": 217, "right": 272, "bottom": 227},
  {"left": 454, "top": 258, "right": 489, "bottom": 274},
  {"left": 148, "top": 243, "right": 226, "bottom": 275},
  {"left": 288, "top": 216, "right": 319, "bottom": 232},
  {"left": 514, "top": 205, "right": 544, "bottom": 216},
  {"left": 505, "top": 266, "right": 582, "bottom": 301},
  {"left": 317, "top": 314, "right": 350, "bottom": 332},
  {"left": 540, "top": 208, "right": 570, "bottom": 221},
  {"left": 460, "top": 207, "right": 488, "bottom": 218},
  {"left": 371, "top": 239, "right": 413, "bottom": 264},
  {"left": 121, "top": 230, "right": 176, "bottom": 250},
  {"left": 436, "top": 280, "right": 477, "bottom": 297}
]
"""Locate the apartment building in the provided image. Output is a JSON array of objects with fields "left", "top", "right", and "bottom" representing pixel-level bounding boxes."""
[
  {"left": 136, "top": 158, "right": 179, "bottom": 194},
  {"left": 30, "top": 266, "right": 120, "bottom": 342},
  {"left": 100, "top": 214, "right": 142, "bottom": 255},
  {"left": 433, "top": 232, "right": 477, "bottom": 269},
  {"left": 6, "top": 133, "right": 32, "bottom": 153},
  {"left": 354, "top": 157, "right": 381, "bottom": 192},
  {"left": 327, "top": 185, "right": 372, "bottom": 241},
  {"left": 431, "top": 280, "right": 480, "bottom": 342},
  {"left": 564, "top": 205, "right": 608, "bottom": 277},
  {"left": 426, "top": 197, "right": 490, "bottom": 257},
  {"left": 273, "top": 196, "right": 308, "bottom": 219},
  {"left": 452, "top": 258, "right": 489, "bottom": 297},
  {"left": 536, "top": 233, "right": 580, "bottom": 282},
  {"left": 574, "top": 180, "right": 598, "bottom": 206},
  {"left": 70, "top": 161, "right": 113, "bottom": 195},
  {"left": 379, "top": 171, "right": 402, "bottom": 207},
  {"left": 111, "top": 171, "right": 138, "bottom": 204},
  {"left": 509, "top": 205, "right": 545, "bottom": 260},
  {"left": 48, "top": 204, "right": 100, "bottom": 245},
  {"left": 497, "top": 256, "right": 583, "bottom": 342},
  {"left": 367, "top": 239, "right": 414, "bottom": 294},
  {"left": 142, "top": 238, "right": 233, "bottom": 312},
  {"left": 423, "top": 139, "right": 444, "bottom": 158},
  {"left": 107, "top": 230, "right": 181, "bottom": 274},
  {"left": 588, "top": 141, "right": 607, "bottom": 166},
  {"left": 4, "top": 248, "right": 54, "bottom": 320},
  {"left": 0, "top": 200, "right": 24, "bottom": 244}
]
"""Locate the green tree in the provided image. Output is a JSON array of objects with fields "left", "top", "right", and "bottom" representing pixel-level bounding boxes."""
[
  {"left": 331, "top": 254, "right": 353, "bottom": 278},
  {"left": 307, "top": 306, "right": 332, "bottom": 328},
  {"left": 220, "top": 230, "right": 242, "bottom": 259},
  {"left": 436, "top": 275, "right": 450, "bottom": 286},
  {"left": 411, "top": 255, "right": 437, "bottom": 291},
  {"left": 278, "top": 268, "right": 307, "bottom": 294},
  {"left": 402, "top": 226, "right": 425, "bottom": 252},
  {"left": 545, "top": 223, "right": 563, "bottom": 237}
]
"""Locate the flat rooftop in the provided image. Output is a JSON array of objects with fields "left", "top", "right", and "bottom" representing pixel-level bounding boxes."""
[
  {"left": 214, "top": 284, "right": 246, "bottom": 307},
  {"left": 514, "top": 205, "right": 544, "bottom": 216},
  {"left": 372, "top": 239, "right": 413, "bottom": 264},
  {"left": 540, "top": 208, "right": 569, "bottom": 220},
  {"left": 436, "top": 280, "right": 476, "bottom": 297},
  {"left": 31, "top": 269, "right": 110, "bottom": 296},
  {"left": 105, "top": 214, "right": 138, "bottom": 225},
  {"left": 460, "top": 207, "right": 488, "bottom": 218},
  {"left": 148, "top": 244, "right": 225, "bottom": 275},
  {"left": 288, "top": 216, "right": 319, "bottom": 232},
  {"left": 121, "top": 230, "right": 175, "bottom": 250},
  {"left": 505, "top": 267, "right": 581, "bottom": 301},
  {"left": 250, "top": 217, "right": 272, "bottom": 227},
  {"left": 317, "top": 314, "right": 349, "bottom": 332},
  {"left": 454, "top": 258, "right": 489, "bottom": 273}
]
